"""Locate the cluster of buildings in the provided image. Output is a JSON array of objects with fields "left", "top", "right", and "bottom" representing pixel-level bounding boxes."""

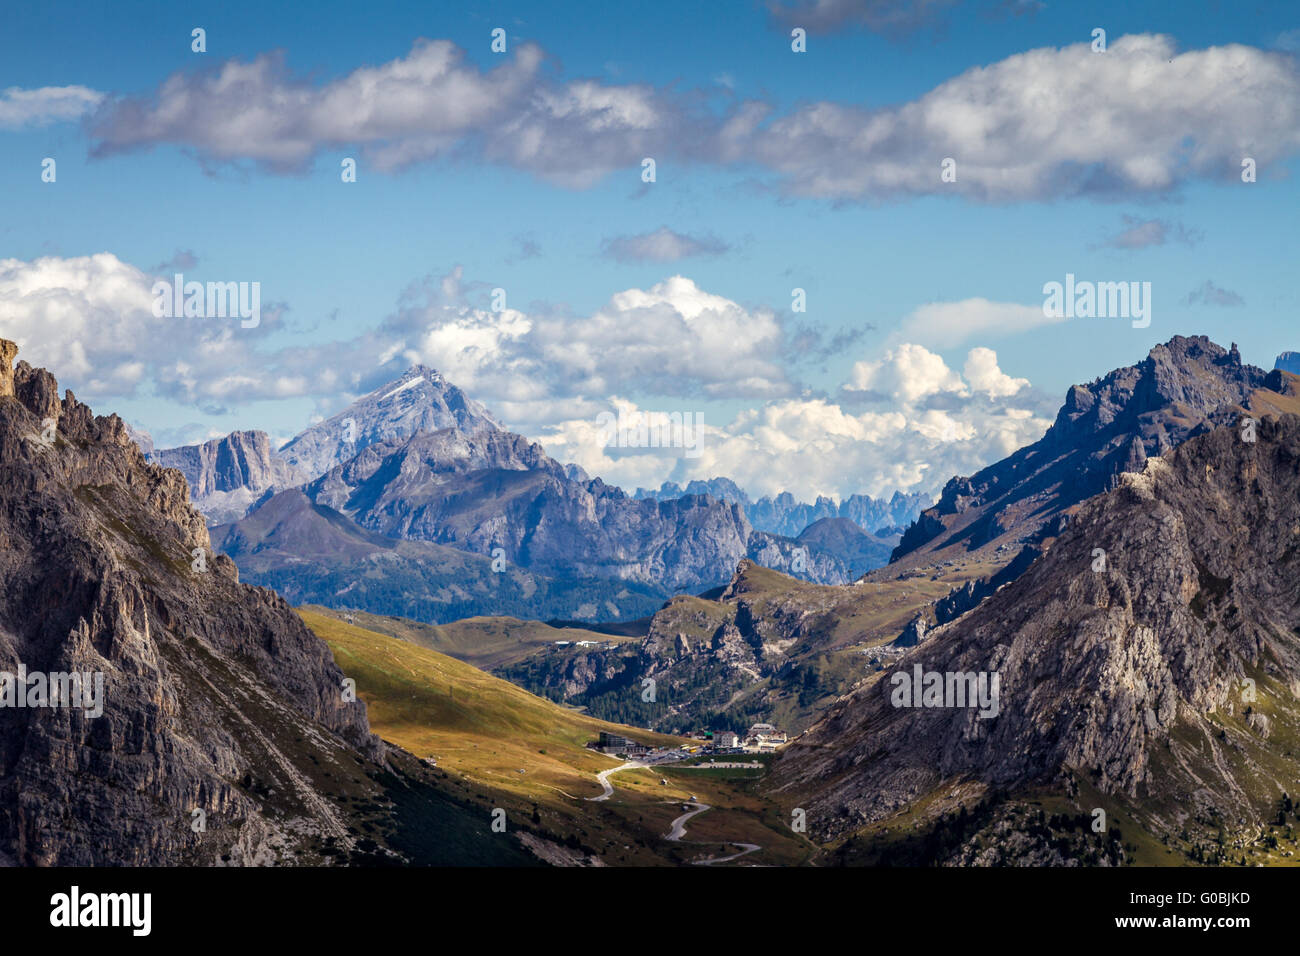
[
  {"left": 592, "top": 724, "right": 790, "bottom": 758},
  {"left": 691, "top": 723, "right": 789, "bottom": 754}
]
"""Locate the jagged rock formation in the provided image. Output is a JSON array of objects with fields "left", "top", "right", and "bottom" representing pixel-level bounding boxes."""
[
  {"left": 635, "top": 477, "right": 751, "bottom": 506},
  {"left": 153, "top": 429, "right": 304, "bottom": 524},
  {"left": 770, "top": 414, "right": 1300, "bottom": 854},
  {"left": 636, "top": 481, "right": 929, "bottom": 542},
  {"left": 747, "top": 530, "right": 853, "bottom": 585},
  {"left": 0, "top": 340, "right": 531, "bottom": 866},
  {"left": 892, "top": 336, "right": 1292, "bottom": 568},
  {"left": 299, "top": 429, "right": 752, "bottom": 593},
  {"left": 1277, "top": 351, "right": 1300, "bottom": 376}
]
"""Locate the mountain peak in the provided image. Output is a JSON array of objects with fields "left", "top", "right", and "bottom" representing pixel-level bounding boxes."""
[{"left": 277, "top": 366, "right": 501, "bottom": 483}]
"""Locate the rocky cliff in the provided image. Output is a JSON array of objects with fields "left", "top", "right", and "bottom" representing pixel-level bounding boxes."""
[
  {"left": 0, "top": 340, "right": 527, "bottom": 866},
  {"left": 153, "top": 429, "right": 304, "bottom": 524},
  {"left": 770, "top": 413, "right": 1300, "bottom": 858}
]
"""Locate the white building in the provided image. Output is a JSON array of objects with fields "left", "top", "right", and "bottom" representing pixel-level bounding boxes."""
[{"left": 743, "top": 723, "right": 788, "bottom": 751}]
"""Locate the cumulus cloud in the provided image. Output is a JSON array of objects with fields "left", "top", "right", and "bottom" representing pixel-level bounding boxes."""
[
  {"left": 846, "top": 343, "right": 968, "bottom": 403},
  {"left": 745, "top": 34, "right": 1300, "bottom": 200},
  {"left": 0, "top": 253, "right": 1052, "bottom": 500},
  {"left": 0, "top": 85, "right": 103, "bottom": 128},
  {"left": 370, "top": 271, "right": 793, "bottom": 411},
  {"left": 600, "top": 227, "right": 730, "bottom": 262},
  {"left": 533, "top": 344, "right": 1051, "bottom": 499},
  {"left": 85, "top": 35, "right": 1300, "bottom": 201},
  {"left": 90, "top": 41, "right": 542, "bottom": 171},
  {"left": 89, "top": 40, "right": 713, "bottom": 185},
  {"left": 0, "top": 253, "right": 329, "bottom": 413},
  {"left": 963, "top": 346, "right": 1029, "bottom": 397},
  {"left": 0, "top": 254, "right": 795, "bottom": 418}
]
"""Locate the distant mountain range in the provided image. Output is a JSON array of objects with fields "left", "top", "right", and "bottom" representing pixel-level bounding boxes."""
[
  {"left": 136, "top": 367, "right": 930, "bottom": 619},
  {"left": 635, "top": 479, "right": 929, "bottom": 538}
]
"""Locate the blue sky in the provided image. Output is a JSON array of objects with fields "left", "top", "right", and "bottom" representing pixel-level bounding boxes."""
[{"left": 2, "top": 0, "right": 1297, "bottom": 501}]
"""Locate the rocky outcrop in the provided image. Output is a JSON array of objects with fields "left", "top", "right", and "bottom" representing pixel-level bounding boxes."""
[
  {"left": 0, "top": 340, "right": 16, "bottom": 398},
  {"left": 747, "top": 530, "right": 854, "bottom": 585},
  {"left": 155, "top": 430, "right": 295, "bottom": 497}
]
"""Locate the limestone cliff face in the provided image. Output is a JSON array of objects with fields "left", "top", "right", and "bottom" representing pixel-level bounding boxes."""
[
  {"left": 154, "top": 430, "right": 297, "bottom": 497},
  {"left": 770, "top": 414, "right": 1300, "bottom": 844},
  {"left": 152, "top": 430, "right": 304, "bottom": 525},
  {"left": 0, "top": 339, "right": 383, "bottom": 865}
]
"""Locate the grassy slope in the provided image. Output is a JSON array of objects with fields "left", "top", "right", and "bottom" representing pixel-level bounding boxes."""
[
  {"left": 301, "top": 609, "right": 814, "bottom": 865},
  {"left": 303, "top": 604, "right": 634, "bottom": 671}
]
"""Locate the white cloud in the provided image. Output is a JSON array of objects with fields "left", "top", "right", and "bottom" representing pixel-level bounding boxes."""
[
  {"left": 531, "top": 344, "right": 1051, "bottom": 500},
  {"left": 893, "top": 297, "right": 1061, "bottom": 347},
  {"left": 0, "top": 85, "right": 103, "bottom": 128},
  {"left": 748, "top": 34, "right": 1300, "bottom": 200},
  {"left": 847, "top": 343, "right": 968, "bottom": 403},
  {"left": 964, "top": 346, "right": 1028, "bottom": 397},
  {"left": 0, "top": 255, "right": 793, "bottom": 415},
  {"left": 85, "top": 35, "right": 1300, "bottom": 200},
  {"left": 0, "top": 254, "right": 1051, "bottom": 501}
]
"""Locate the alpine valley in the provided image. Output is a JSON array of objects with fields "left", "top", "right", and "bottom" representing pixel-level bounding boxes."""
[{"left": 4, "top": 334, "right": 1300, "bottom": 867}]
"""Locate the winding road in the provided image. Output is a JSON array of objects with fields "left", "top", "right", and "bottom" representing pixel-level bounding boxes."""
[
  {"left": 586, "top": 759, "right": 646, "bottom": 802},
  {"left": 584, "top": 758, "right": 761, "bottom": 865},
  {"left": 664, "top": 801, "right": 760, "bottom": 865}
]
